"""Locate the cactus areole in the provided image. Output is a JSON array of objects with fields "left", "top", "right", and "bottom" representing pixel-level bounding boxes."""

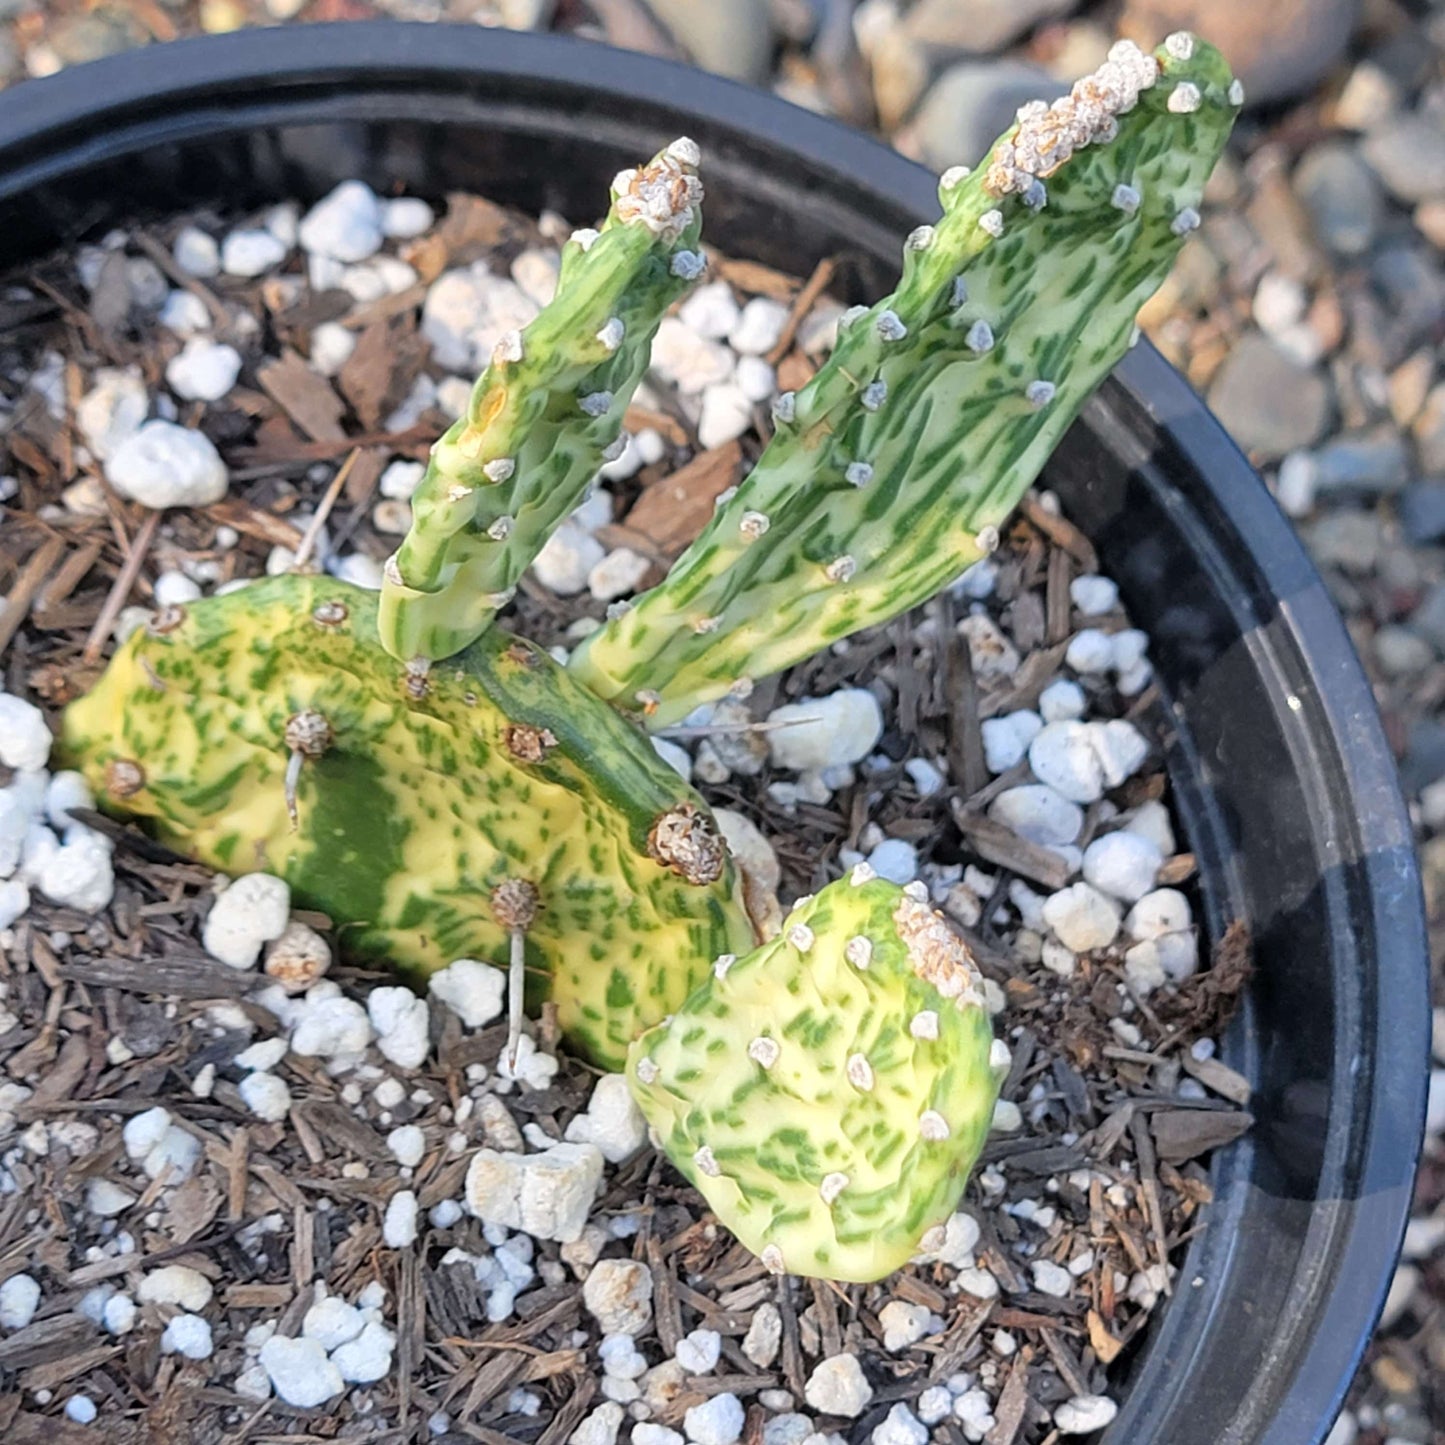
[{"left": 61, "top": 38, "right": 1238, "bottom": 1282}]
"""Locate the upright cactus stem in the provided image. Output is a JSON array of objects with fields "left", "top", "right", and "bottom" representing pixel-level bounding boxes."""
[
  {"left": 568, "top": 37, "right": 1240, "bottom": 727},
  {"left": 378, "top": 138, "right": 707, "bottom": 664},
  {"left": 626, "top": 870, "right": 1003, "bottom": 1282}
]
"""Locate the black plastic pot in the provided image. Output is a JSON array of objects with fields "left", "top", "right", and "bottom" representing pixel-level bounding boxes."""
[{"left": 0, "top": 23, "right": 1428, "bottom": 1443}]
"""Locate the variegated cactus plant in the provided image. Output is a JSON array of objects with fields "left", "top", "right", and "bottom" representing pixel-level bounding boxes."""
[{"left": 61, "top": 37, "right": 1238, "bottom": 1281}]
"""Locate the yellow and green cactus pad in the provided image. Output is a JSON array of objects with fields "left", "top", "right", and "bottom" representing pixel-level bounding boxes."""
[
  {"left": 626, "top": 870, "right": 1001, "bottom": 1281},
  {"left": 379, "top": 138, "right": 707, "bottom": 664},
  {"left": 570, "top": 37, "right": 1241, "bottom": 727},
  {"left": 62, "top": 576, "right": 752, "bottom": 1068}
]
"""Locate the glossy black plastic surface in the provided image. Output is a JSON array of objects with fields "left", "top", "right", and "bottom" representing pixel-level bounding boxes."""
[{"left": 0, "top": 26, "right": 1427, "bottom": 1443}]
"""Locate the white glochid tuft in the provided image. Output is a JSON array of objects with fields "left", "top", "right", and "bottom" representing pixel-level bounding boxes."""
[
  {"left": 919, "top": 1110, "right": 951, "bottom": 1141},
  {"left": 824, "top": 556, "right": 857, "bottom": 584},
  {"left": 910, "top": 1010, "right": 940, "bottom": 1041},
  {"left": 819, "top": 1172, "right": 849, "bottom": 1205},
  {"left": 846, "top": 1053, "right": 875, "bottom": 1091},
  {"left": 483, "top": 457, "right": 516, "bottom": 483},
  {"left": 579, "top": 391, "right": 613, "bottom": 417},
  {"left": 906, "top": 225, "right": 936, "bottom": 251},
  {"left": 966, "top": 319, "right": 994, "bottom": 354},
  {"left": 693, "top": 1145, "right": 721, "bottom": 1177},
  {"left": 844, "top": 936, "right": 873, "bottom": 969},
  {"left": 1168, "top": 82, "right": 1202, "bottom": 114},
  {"left": 1111, "top": 183, "right": 1141, "bottom": 214},
  {"left": 596, "top": 317, "right": 625, "bottom": 352},
  {"left": 861, "top": 379, "right": 888, "bottom": 411},
  {"left": 978, "top": 209, "right": 1005, "bottom": 238},
  {"left": 748, "top": 1036, "right": 781, "bottom": 1069},
  {"left": 1171, "top": 206, "right": 1201, "bottom": 236},
  {"left": 487, "top": 515, "right": 514, "bottom": 541},
  {"left": 876, "top": 309, "right": 908, "bottom": 342},
  {"left": 1026, "top": 380, "right": 1056, "bottom": 408},
  {"left": 772, "top": 391, "right": 796, "bottom": 424},
  {"left": 1164, "top": 31, "right": 1195, "bottom": 61},
  {"left": 845, "top": 461, "right": 874, "bottom": 487},
  {"left": 740, "top": 511, "right": 771, "bottom": 541},
  {"left": 787, "top": 922, "right": 816, "bottom": 953}
]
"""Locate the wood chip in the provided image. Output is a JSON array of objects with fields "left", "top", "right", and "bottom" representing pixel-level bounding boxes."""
[
  {"left": 1150, "top": 1107, "right": 1254, "bottom": 1163},
  {"left": 257, "top": 348, "right": 347, "bottom": 441},
  {"left": 949, "top": 799, "right": 1073, "bottom": 891},
  {"left": 622, "top": 441, "right": 742, "bottom": 558}
]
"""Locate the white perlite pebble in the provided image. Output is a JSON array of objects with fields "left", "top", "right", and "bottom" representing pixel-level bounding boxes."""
[
  {"left": 369, "top": 986, "right": 431, "bottom": 1070},
  {"left": 290, "top": 992, "right": 374, "bottom": 1058},
  {"left": 729, "top": 296, "right": 789, "bottom": 355},
  {"left": 0, "top": 695, "right": 51, "bottom": 773},
  {"left": 174, "top": 226, "right": 220, "bottom": 277},
  {"left": 804, "top": 1354, "right": 873, "bottom": 1417},
  {"left": 534, "top": 521, "right": 607, "bottom": 596},
  {"left": 102, "top": 1294, "right": 137, "bottom": 1335},
  {"left": 767, "top": 690, "right": 883, "bottom": 771},
  {"left": 697, "top": 382, "right": 754, "bottom": 450},
  {"left": 1038, "top": 678, "right": 1087, "bottom": 722},
  {"left": 87, "top": 1178, "right": 136, "bottom": 1217},
  {"left": 388, "top": 1123, "right": 426, "bottom": 1168},
  {"left": 0, "top": 879, "right": 28, "bottom": 930},
  {"left": 684, "top": 1392, "right": 745, "bottom": 1445},
  {"left": 917, "top": 1386, "right": 953, "bottom": 1425},
  {"left": 1054, "top": 1396, "right": 1119, "bottom": 1434},
  {"left": 953, "top": 1390, "right": 995, "bottom": 1442},
  {"left": 878, "top": 1300, "right": 931, "bottom": 1352},
  {"left": 872, "top": 1404, "right": 928, "bottom": 1445},
  {"left": 77, "top": 367, "right": 148, "bottom": 461},
  {"left": 238, "top": 1071, "right": 292, "bottom": 1122},
  {"left": 957, "top": 613, "right": 1019, "bottom": 677},
  {"left": 1082, "top": 831, "right": 1162, "bottom": 903},
  {"left": 429, "top": 958, "right": 506, "bottom": 1028},
  {"left": 600, "top": 1333, "right": 648, "bottom": 1379},
  {"left": 423, "top": 262, "right": 539, "bottom": 372},
  {"left": 384, "top": 1190, "right": 420, "bottom": 1248},
  {"left": 570, "top": 1403, "right": 625, "bottom": 1445},
  {"left": 203, "top": 872, "right": 290, "bottom": 969},
  {"left": 981, "top": 710, "right": 1043, "bottom": 773},
  {"left": 1125, "top": 888, "right": 1193, "bottom": 940},
  {"left": 465, "top": 1141, "right": 604, "bottom": 1243},
  {"left": 36, "top": 831, "right": 114, "bottom": 914},
  {"left": 166, "top": 336, "right": 242, "bottom": 402},
  {"left": 0, "top": 1273, "right": 40, "bottom": 1330},
  {"left": 989, "top": 784, "right": 1082, "bottom": 847},
  {"left": 310, "top": 320, "right": 357, "bottom": 376},
  {"left": 383, "top": 197, "right": 435, "bottom": 238},
  {"left": 1065, "top": 629, "right": 1115, "bottom": 674},
  {"left": 264, "top": 920, "right": 331, "bottom": 994},
  {"left": 651, "top": 317, "right": 735, "bottom": 394},
  {"left": 1070, "top": 575, "right": 1119, "bottom": 615},
  {"left": 65, "top": 1395, "right": 97, "bottom": 1425},
  {"left": 153, "top": 570, "right": 202, "bottom": 608},
  {"left": 743, "top": 1303, "right": 782, "bottom": 1367},
  {"left": 302, "top": 1294, "right": 365, "bottom": 1351},
  {"left": 299, "top": 180, "right": 384, "bottom": 262},
  {"left": 914, "top": 1210, "right": 980, "bottom": 1268},
  {"left": 161, "top": 1313, "right": 213, "bottom": 1360},
  {"left": 122, "top": 1105, "right": 172, "bottom": 1161},
  {"left": 159, "top": 289, "right": 210, "bottom": 336},
  {"left": 588, "top": 548, "right": 651, "bottom": 602},
  {"left": 582, "top": 1258, "right": 654, "bottom": 1336},
  {"left": 1091, "top": 719, "right": 1149, "bottom": 786},
  {"left": 1126, "top": 799, "right": 1175, "bottom": 856},
  {"left": 380, "top": 459, "right": 426, "bottom": 500},
  {"left": 635, "top": 1426, "right": 684, "bottom": 1445},
  {"left": 679, "top": 281, "right": 741, "bottom": 339},
  {"left": 675, "top": 1327, "right": 722, "bottom": 1374},
  {"left": 105, "top": 420, "right": 228, "bottom": 509},
  {"left": 1029, "top": 721, "right": 1104, "bottom": 804},
  {"left": 564, "top": 1074, "right": 648, "bottom": 1163},
  {"left": 651, "top": 737, "right": 693, "bottom": 784},
  {"left": 1042, "top": 883, "right": 1120, "bottom": 952},
  {"left": 222, "top": 228, "right": 288, "bottom": 277},
  {"left": 1032, "top": 1260, "right": 1073, "bottom": 1297},
  {"left": 234, "top": 1037, "right": 288, "bottom": 1072},
  {"left": 867, "top": 838, "right": 919, "bottom": 885},
  {"left": 735, "top": 354, "right": 776, "bottom": 402},
  {"left": 260, "top": 1334, "right": 345, "bottom": 1408},
  {"left": 139, "top": 1264, "right": 213, "bottom": 1312}
]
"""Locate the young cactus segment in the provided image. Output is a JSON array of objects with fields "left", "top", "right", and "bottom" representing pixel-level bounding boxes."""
[
  {"left": 626, "top": 874, "right": 1001, "bottom": 1282},
  {"left": 569, "top": 40, "right": 1239, "bottom": 727},
  {"left": 61, "top": 576, "right": 752, "bottom": 1069},
  {"left": 378, "top": 139, "right": 705, "bottom": 665}
]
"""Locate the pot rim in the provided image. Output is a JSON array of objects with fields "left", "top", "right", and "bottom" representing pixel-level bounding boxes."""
[{"left": 0, "top": 23, "right": 1428, "bottom": 1443}]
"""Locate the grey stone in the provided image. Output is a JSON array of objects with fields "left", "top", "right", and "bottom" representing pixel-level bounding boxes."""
[
  {"left": 912, "top": 61, "right": 1066, "bottom": 174},
  {"left": 1370, "top": 245, "right": 1445, "bottom": 335},
  {"left": 902, "top": 0, "right": 1077, "bottom": 55},
  {"left": 1302, "top": 510, "right": 1384, "bottom": 575},
  {"left": 1293, "top": 143, "right": 1383, "bottom": 258},
  {"left": 1373, "top": 625, "right": 1435, "bottom": 679},
  {"left": 646, "top": 0, "right": 774, "bottom": 85},
  {"left": 1362, "top": 113, "right": 1445, "bottom": 204},
  {"left": 1400, "top": 716, "right": 1445, "bottom": 795},
  {"left": 1312, "top": 430, "right": 1410, "bottom": 496},
  {"left": 1207, "top": 334, "right": 1332, "bottom": 461},
  {"left": 1397, "top": 483, "right": 1445, "bottom": 544},
  {"left": 1120, "top": 0, "right": 1360, "bottom": 106},
  {"left": 1409, "top": 582, "right": 1445, "bottom": 652},
  {"left": 1415, "top": 384, "right": 1445, "bottom": 475},
  {"left": 48, "top": 13, "right": 139, "bottom": 65}
]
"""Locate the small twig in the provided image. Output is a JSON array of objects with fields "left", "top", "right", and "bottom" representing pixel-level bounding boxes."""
[
  {"left": 766, "top": 254, "right": 837, "bottom": 366},
  {"left": 81, "top": 510, "right": 159, "bottom": 665},
  {"left": 0, "top": 532, "right": 65, "bottom": 660},
  {"left": 292, "top": 447, "right": 360, "bottom": 571}
]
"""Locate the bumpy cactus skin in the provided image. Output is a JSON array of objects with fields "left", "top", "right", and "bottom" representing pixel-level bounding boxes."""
[
  {"left": 570, "top": 38, "right": 1240, "bottom": 727},
  {"left": 626, "top": 872, "right": 1000, "bottom": 1282},
  {"left": 62, "top": 576, "right": 752, "bottom": 1069},
  {"left": 378, "top": 139, "right": 706, "bottom": 664}
]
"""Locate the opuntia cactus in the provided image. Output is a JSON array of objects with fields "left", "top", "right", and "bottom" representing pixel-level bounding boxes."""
[
  {"left": 378, "top": 138, "right": 706, "bottom": 664},
  {"left": 62, "top": 575, "right": 753, "bottom": 1070},
  {"left": 626, "top": 869, "right": 1003, "bottom": 1281},
  {"left": 567, "top": 37, "right": 1240, "bottom": 727}
]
